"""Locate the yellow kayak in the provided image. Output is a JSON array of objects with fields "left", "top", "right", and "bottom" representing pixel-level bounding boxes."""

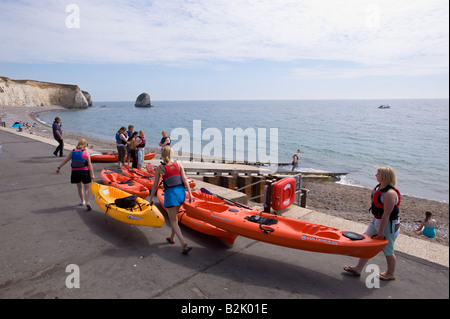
[{"left": 91, "top": 182, "right": 165, "bottom": 227}]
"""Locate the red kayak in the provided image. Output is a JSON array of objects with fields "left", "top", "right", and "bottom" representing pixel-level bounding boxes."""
[
  {"left": 146, "top": 163, "right": 157, "bottom": 175},
  {"left": 100, "top": 169, "right": 149, "bottom": 199},
  {"left": 91, "top": 152, "right": 156, "bottom": 163},
  {"left": 157, "top": 187, "right": 238, "bottom": 245},
  {"left": 121, "top": 165, "right": 157, "bottom": 190}
]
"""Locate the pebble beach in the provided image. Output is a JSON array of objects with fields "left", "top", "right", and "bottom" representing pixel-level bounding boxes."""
[{"left": 1, "top": 104, "right": 448, "bottom": 247}]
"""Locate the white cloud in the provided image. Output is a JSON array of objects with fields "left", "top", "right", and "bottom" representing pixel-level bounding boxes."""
[{"left": 0, "top": 0, "right": 448, "bottom": 78}]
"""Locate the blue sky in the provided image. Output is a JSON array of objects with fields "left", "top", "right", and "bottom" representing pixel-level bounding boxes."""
[{"left": 1, "top": 0, "right": 448, "bottom": 101}]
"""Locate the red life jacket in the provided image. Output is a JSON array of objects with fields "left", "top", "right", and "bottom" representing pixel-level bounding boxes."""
[
  {"left": 370, "top": 184, "right": 401, "bottom": 220},
  {"left": 162, "top": 163, "right": 183, "bottom": 188},
  {"left": 136, "top": 137, "right": 146, "bottom": 149}
]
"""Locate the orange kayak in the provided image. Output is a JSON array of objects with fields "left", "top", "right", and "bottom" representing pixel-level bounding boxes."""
[
  {"left": 100, "top": 169, "right": 149, "bottom": 199},
  {"left": 184, "top": 189, "right": 388, "bottom": 259},
  {"left": 145, "top": 163, "right": 157, "bottom": 175},
  {"left": 121, "top": 165, "right": 157, "bottom": 190},
  {"left": 157, "top": 187, "right": 238, "bottom": 245},
  {"left": 91, "top": 152, "right": 156, "bottom": 163}
]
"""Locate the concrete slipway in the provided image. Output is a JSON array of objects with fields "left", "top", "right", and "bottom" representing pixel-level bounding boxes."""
[{"left": 0, "top": 128, "right": 448, "bottom": 301}]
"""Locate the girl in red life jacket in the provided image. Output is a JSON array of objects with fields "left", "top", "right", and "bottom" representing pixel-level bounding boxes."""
[
  {"left": 135, "top": 130, "right": 146, "bottom": 170},
  {"left": 56, "top": 139, "right": 95, "bottom": 211},
  {"left": 149, "top": 146, "right": 193, "bottom": 255}
]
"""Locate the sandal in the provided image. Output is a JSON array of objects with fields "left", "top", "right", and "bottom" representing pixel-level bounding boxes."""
[
  {"left": 378, "top": 273, "right": 396, "bottom": 281},
  {"left": 343, "top": 266, "right": 361, "bottom": 277},
  {"left": 182, "top": 245, "right": 192, "bottom": 255},
  {"left": 166, "top": 237, "right": 175, "bottom": 244}
]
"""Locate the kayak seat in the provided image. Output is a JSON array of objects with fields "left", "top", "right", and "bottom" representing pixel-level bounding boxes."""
[
  {"left": 343, "top": 231, "right": 364, "bottom": 241},
  {"left": 245, "top": 215, "right": 278, "bottom": 226}
]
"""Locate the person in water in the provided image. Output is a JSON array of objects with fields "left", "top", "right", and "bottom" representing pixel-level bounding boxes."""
[
  {"left": 56, "top": 139, "right": 95, "bottom": 211},
  {"left": 343, "top": 166, "right": 400, "bottom": 281},
  {"left": 149, "top": 146, "right": 193, "bottom": 255},
  {"left": 415, "top": 211, "right": 437, "bottom": 238},
  {"left": 291, "top": 149, "right": 301, "bottom": 171}
]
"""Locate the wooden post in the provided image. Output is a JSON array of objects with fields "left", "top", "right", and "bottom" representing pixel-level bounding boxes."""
[
  {"left": 263, "top": 179, "right": 273, "bottom": 213},
  {"left": 251, "top": 175, "right": 265, "bottom": 203},
  {"left": 300, "top": 188, "right": 308, "bottom": 208},
  {"left": 237, "top": 175, "right": 252, "bottom": 198},
  {"left": 203, "top": 175, "right": 219, "bottom": 185},
  {"left": 220, "top": 175, "right": 235, "bottom": 190}
]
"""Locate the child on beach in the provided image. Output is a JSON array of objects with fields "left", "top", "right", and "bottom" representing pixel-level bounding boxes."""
[
  {"left": 135, "top": 130, "right": 146, "bottom": 170},
  {"left": 415, "top": 211, "right": 437, "bottom": 238},
  {"left": 56, "top": 139, "right": 95, "bottom": 211}
]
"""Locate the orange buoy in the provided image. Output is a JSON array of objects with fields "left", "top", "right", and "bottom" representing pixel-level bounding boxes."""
[{"left": 271, "top": 177, "right": 296, "bottom": 211}]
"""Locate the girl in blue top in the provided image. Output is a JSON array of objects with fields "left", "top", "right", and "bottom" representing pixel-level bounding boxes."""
[{"left": 415, "top": 211, "right": 437, "bottom": 238}]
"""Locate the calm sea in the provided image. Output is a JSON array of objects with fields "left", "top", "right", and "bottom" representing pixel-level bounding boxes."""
[{"left": 37, "top": 99, "right": 449, "bottom": 202}]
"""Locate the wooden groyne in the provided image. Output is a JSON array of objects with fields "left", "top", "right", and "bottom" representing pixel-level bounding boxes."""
[
  {"left": 180, "top": 161, "right": 347, "bottom": 206},
  {"left": 182, "top": 162, "right": 347, "bottom": 180}
]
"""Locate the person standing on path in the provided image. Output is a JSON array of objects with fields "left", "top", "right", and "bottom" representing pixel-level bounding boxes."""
[
  {"left": 52, "top": 116, "right": 64, "bottom": 157},
  {"left": 115, "top": 126, "right": 128, "bottom": 169},
  {"left": 149, "top": 146, "right": 192, "bottom": 255},
  {"left": 343, "top": 166, "right": 401, "bottom": 281},
  {"left": 56, "top": 139, "right": 95, "bottom": 211},
  {"left": 159, "top": 130, "right": 171, "bottom": 150},
  {"left": 135, "top": 130, "right": 146, "bottom": 170}
]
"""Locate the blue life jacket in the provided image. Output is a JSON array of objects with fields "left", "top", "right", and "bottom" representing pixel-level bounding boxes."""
[{"left": 71, "top": 149, "right": 87, "bottom": 168}]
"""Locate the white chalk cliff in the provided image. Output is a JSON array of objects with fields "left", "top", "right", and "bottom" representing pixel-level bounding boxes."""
[{"left": 0, "top": 76, "right": 92, "bottom": 108}]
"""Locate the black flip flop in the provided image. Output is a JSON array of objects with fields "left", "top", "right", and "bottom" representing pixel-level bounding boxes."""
[
  {"left": 343, "top": 266, "right": 361, "bottom": 277},
  {"left": 182, "top": 246, "right": 192, "bottom": 255}
]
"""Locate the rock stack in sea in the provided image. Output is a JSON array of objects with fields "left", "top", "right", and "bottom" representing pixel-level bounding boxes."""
[
  {"left": 0, "top": 76, "right": 92, "bottom": 108},
  {"left": 135, "top": 93, "right": 152, "bottom": 107}
]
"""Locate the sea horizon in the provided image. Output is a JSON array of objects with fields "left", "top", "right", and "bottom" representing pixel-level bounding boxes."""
[{"left": 36, "top": 98, "right": 449, "bottom": 203}]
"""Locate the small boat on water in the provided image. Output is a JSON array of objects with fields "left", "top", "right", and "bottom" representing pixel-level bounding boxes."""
[
  {"left": 378, "top": 104, "right": 391, "bottom": 109},
  {"left": 184, "top": 189, "right": 388, "bottom": 258}
]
